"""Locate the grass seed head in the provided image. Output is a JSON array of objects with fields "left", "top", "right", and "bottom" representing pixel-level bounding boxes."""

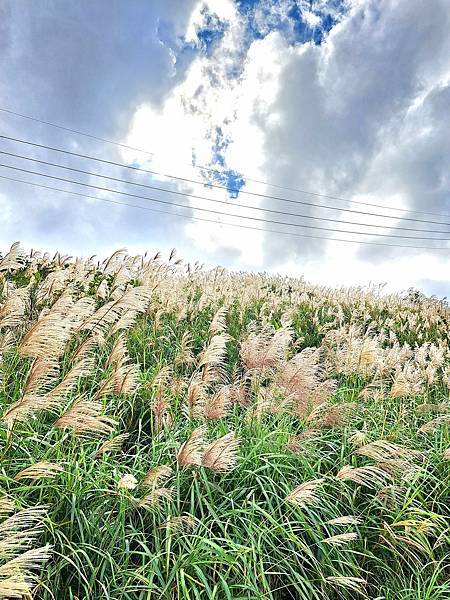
[
  {"left": 176, "top": 427, "right": 205, "bottom": 468},
  {"left": 286, "top": 478, "right": 325, "bottom": 507},
  {"left": 202, "top": 432, "right": 239, "bottom": 473},
  {"left": 14, "top": 462, "right": 64, "bottom": 481}
]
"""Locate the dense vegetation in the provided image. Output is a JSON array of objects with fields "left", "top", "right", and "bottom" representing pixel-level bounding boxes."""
[{"left": 0, "top": 242, "right": 449, "bottom": 599}]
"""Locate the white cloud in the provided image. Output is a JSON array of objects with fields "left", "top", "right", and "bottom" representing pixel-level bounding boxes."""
[{"left": 122, "top": 0, "right": 450, "bottom": 296}]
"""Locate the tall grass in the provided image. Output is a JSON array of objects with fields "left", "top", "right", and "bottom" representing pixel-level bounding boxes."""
[{"left": 0, "top": 242, "right": 448, "bottom": 599}]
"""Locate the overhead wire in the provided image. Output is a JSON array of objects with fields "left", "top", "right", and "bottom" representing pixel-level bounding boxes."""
[
  {"left": 1, "top": 172, "right": 449, "bottom": 252},
  {"left": 1, "top": 147, "right": 450, "bottom": 234},
  {"left": 0, "top": 107, "right": 448, "bottom": 219},
  {"left": 2, "top": 159, "right": 450, "bottom": 242}
]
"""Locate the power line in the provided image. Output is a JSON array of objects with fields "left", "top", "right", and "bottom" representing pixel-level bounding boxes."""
[
  {"left": 0, "top": 107, "right": 447, "bottom": 219},
  {"left": 1, "top": 160, "right": 450, "bottom": 243},
  {"left": 1, "top": 172, "right": 449, "bottom": 252},
  {"left": 2, "top": 147, "right": 450, "bottom": 234}
]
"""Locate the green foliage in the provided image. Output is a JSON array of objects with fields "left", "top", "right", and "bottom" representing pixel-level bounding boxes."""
[{"left": 0, "top": 255, "right": 449, "bottom": 600}]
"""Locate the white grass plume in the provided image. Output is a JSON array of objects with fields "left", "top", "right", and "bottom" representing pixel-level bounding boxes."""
[
  {"left": 14, "top": 462, "right": 64, "bottom": 481},
  {"left": 55, "top": 397, "right": 116, "bottom": 437},
  {"left": 202, "top": 432, "right": 239, "bottom": 473},
  {"left": 286, "top": 478, "right": 324, "bottom": 507},
  {"left": 176, "top": 427, "right": 205, "bottom": 468}
]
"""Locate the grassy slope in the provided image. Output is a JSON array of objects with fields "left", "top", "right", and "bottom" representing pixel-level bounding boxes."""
[{"left": 0, "top": 255, "right": 449, "bottom": 600}]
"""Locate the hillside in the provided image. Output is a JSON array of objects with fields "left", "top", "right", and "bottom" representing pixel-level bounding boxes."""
[{"left": 0, "top": 242, "right": 449, "bottom": 599}]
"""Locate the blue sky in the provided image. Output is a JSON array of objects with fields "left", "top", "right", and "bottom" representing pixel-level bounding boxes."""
[{"left": 0, "top": 0, "right": 449, "bottom": 296}]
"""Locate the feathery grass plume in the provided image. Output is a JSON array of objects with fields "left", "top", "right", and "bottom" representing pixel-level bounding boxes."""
[
  {"left": 34, "top": 268, "right": 71, "bottom": 306},
  {"left": 96, "top": 362, "right": 141, "bottom": 398},
  {"left": 304, "top": 402, "right": 328, "bottom": 424},
  {"left": 46, "top": 356, "right": 95, "bottom": 402},
  {"left": 247, "top": 385, "right": 293, "bottom": 419},
  {"left": 96, "top": 278, "right": 109, "bottom": 300},
  {"left": 14, "top": 462, "right": 64, "bottom": 481},
  {"left": 102, "top": 248, "right": 128, "bottom": 275},
  {"left": 54, "top": 397, "right": 116, "bottom": 437},
  {"left": 19, "top": 296, "right": 96, "bottom": 359},
  {"left": 415, "top": 402, "right": 448, "bottom": 415},
  {"left": 137, "top": 487, "right": 174, "bottom": 508},
  {"left": 325, "top": 516, "right": 362, "bottom": 526},
  {"left": 336, "top": 465, "right": 392, "bottom": 489},
  {"left": 183, "top": 373, "right": 206, "bottom": 419},
  {"left": 151, "top": 390, "right": 172, "bottom": 431},
  {"left": 117, "top": 474, "right": 138, "bottom": 491},
  {"left": 309, "top": 401, "right": 358, "bottom": 428},
  {"left": 209, "top": 305, "right": 228, "bottom": 335},
  {"left": 0, "top": 242, "right": 24, "bottom": 273},
  {"left": 0, "top": 286, "right": 30, "bottom": 329},
  {"left": 202, "top": 432, "right": 239, "bottom": 473},
  {"left": 169, "top": 376, "right": 186, "bottom": 397},
  {"left": 0, "top": 331, "right": 15, "bottom": 355},
  {"left": 444, "top": 448, "right": 450, "bottom": 460},
  {"left": 355, "top": 440, "right": 421, "bottom": 462},
  {"left": 0, "top": 574, "right": 30, "bottom": 598},
  {"left": 359, "top": 381, "right": 385, "bottom": 402},
  {"left": 3, "top": 394, "right": 61, "bottom": 427},
  {"left": 325, "top": 576, "right": 367, "bottom": 597},
  {"left": 174, "top": 331, "right": 195, "bottom": 367},
  {"left": 376, "top": 459, "right": 421, "bottom": 480},
  {"left": 142, "top": 465, "right": 172, "bottom": 487},
  {"left": 176, "top": 427, "right": 205, "bottom": 468},
  {"left": 105, "top": 335, "right": 127, "bottom": 368},
  {"left": 323, "top": 325, "right": 381, "bottom": 379},
  {"left": 110, "top": 308, "right": 140, "bottom": 335},
  {"left": 113, "top": 363, "right": 141, "bottom": 396},
  {"left": 197, "top": 333, "right": 230, "bottom": 384},
  {"left": 274, "top": 347, "right": 335, "bottom": 417},
  {"left": 204, "top": 385, "right": 232, "bottom": 420},
  {"left": 0, "top": 544, "right": 52, "bottom": 576},
  {"left": 285, "top": 432, "right": 318, "bottom": 453},
  {"left": 286, "top": 478, "right": 325, "bottom": 507},
  {"left": 229, "top": 382, "right": 249, "bottom": 407},
  {"left": 0, "top": 498, "right": 15, "bottom": 519},
  {"left": 240, "top": 323, "right": 293, "bottom": 377},
  {"left": 390, "top": 363, "right": 423, "bottom": 398},
  {"left": 418, "top": 414, "right": 450, "bottom": 433},
  {"left": 323, "top": 532, "right": 358, "bottom": 546},
  {"left": 147, "top": 364, "right": 172, "bottom": 391},
  {"left": 22, "top": 357, "right": 60, "bottom": 396},
  {"left": 81, "top": 286, "right": 153, "bottom": 336},
  {"left": 0, "top": 506, "right": 47, "bottom": 554},
  {"left": 35, "top": 269, "right": 73, "bottom": 306},
  {"left": 349, "top": 430, "right": 368, "bottom": 448},
  {"left": 95, "top": 433, "right": 129, "bottom": 457},
  {"left": 160, "top": 514, "right": 195, "bottom": 532}
]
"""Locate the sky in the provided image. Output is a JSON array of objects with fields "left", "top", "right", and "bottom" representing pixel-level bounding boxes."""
[{"left": 0, "top": 0, "right": 449, "bottom": 297}]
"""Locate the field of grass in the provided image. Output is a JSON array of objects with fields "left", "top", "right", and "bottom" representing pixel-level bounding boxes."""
[{"left": 0, "top": 242, "right": 449, "bottom": 599}]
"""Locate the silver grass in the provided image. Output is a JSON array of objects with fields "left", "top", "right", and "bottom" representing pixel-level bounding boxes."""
[
  {"left": 323, "top": 532, "right": 358, "bottom": 546},
  {"left": 142, "top": 465, "right": 172, "bottom": 487},
  {"left": 95, "top": 433, "right": 129, "bottom": 456},
  {"left": 325, "top": 515, "right": 362, "bottom": 526},
  {"left": 176, "top": 427, "right": 205, "bottom": 468},
  {"left": 14, "top": 462, "right": 64, "bottom": 481},
  {"left": 202, "top": 432, "right": 239, "bottom": 473},
  {"left": 55, "top": 397, "right": 116, "bottom": 437},
  {"left": 336, "top": 465, "right": 392, "bottom": 489},
  {"left": 286, "top": 478, "right": 325, "bottom": 507},
  {"left": 326, "top": 576, "right": 367, "bottom": 597}
]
